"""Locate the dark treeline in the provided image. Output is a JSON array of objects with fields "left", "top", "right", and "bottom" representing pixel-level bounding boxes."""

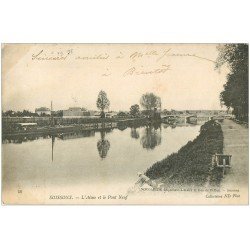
[
  {"left": 2, "top": 110, "right": 40, "bottom": 117},
  {"left": 2, "top": 110, "right": 64, "bottom": 117},
  {"left": 216, "top": 44, "right": 248, "bottom": 122}
]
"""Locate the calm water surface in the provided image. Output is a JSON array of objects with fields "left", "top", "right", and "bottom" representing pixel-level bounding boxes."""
[{"left": 3, "top": 124, "right": 200, "bottom": 198}]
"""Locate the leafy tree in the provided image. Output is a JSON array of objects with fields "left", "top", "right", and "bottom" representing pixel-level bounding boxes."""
[
  {"left": 117, "top": 111, "right": 129, "bottom": 117},
  {"left": 96, "top": 90, "right": 110, "bottom": 118},
  {"left": 216, "top": 44, "right": 248, "bottom": 121},
  {"left": 40, "top": 112, "right": 50, "bottom": 117},
  {"left": 53, "top": 110, "right": 63, "bottom": 117},
  {"left": 2, "top": 110, "right": 15, "bottom": 117},
  {"left": 140, "top": 93, "right": 161, "bottom": 111},
  {"left": 130, "top": 104, "right": 140, "bottom": 117},
  {"left": 22, "top": 109, "right": 31, "bottom": 116},
  {"left": 2, "top": 110, "right": 39, "bottom": 117}
]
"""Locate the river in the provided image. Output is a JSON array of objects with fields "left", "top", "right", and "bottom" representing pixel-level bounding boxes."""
[{"left": 2, "top": 124, "right": 200, "bottom": 203}]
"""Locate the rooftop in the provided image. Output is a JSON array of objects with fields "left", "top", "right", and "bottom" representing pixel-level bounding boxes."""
[{"left": 35, "top": 107, "right": 50, "bottom": 111}]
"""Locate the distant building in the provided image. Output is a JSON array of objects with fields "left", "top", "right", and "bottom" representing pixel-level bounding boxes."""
[
  {"left": 89, "top": 110, "right": 101, "bottom": 117},
  {"left": 35, "top": 107, "right": 51, "bottom": 116},
  {"left": 63, "top": 107, "right": 90, "bottom": 117},
  {"left": 106, "top": 111, "right": 118, "bottom": 118}
]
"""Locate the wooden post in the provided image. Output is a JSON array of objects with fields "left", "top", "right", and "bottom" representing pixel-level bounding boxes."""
[{"left": 222, "top": 158, "right": 226, "bottom": 176}]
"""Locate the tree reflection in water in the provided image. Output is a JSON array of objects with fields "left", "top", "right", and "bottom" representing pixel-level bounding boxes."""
[
  {"left": 140, "top": 124, "right": 161, "bottom": 150},
  {"left": 130, "top": 127, "right": 140, "bottom": 139},
  {"left": 97, "top": 130, "right": 111, "bottom": 159}
]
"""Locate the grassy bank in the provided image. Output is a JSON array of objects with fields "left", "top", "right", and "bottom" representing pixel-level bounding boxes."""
[{"left": 145, "top": 120, "right": 224, "bottom": 187}]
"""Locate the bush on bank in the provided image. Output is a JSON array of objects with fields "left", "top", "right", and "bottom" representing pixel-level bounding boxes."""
[{"left": 145, "top": 120, "right": 224, "bottom": 187}]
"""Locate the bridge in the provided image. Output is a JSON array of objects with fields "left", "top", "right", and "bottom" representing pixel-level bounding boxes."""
[{"left": 161, "top": 114, "right": 212, "bottom": 124}]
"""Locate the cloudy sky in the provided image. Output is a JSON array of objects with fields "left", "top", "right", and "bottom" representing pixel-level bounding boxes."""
[{"left": 2, "top": 44, "right": 228, "bottom": 112}]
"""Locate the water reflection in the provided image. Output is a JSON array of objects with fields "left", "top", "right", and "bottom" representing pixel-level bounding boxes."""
[
  {"left": 52, "top": 135, "right": 55, "bottom": 162},
  {"left": 2, "top": 134, "right": 42, "bottom": 144},
  {"left": 117, "top": 124, "right": 127, "bottom": 131},
  {"left": 140, "top": 125, "right": 161, "bottom": 150},
  {"left": 2, "top": 124, "right": 182, "bottom": 160},
  {"left": 58, "top": 130, "right": 95, "bottom": 140},
  {"left": 97, "top": 130, "right": 111, "bottom": 159},
  {"left": 130, "top": 127, "right": 140, "bottom": 139},
  {"left": 3, "top": 124, "right": 203, "bottom": 195}
]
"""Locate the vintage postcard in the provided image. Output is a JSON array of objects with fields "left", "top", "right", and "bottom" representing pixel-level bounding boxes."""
[{"left": 1, "top": 43, "right": 249, "bottom": 205}]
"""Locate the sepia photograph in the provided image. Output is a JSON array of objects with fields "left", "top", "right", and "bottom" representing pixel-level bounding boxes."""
[
  {"left": 1, "top": 43, "right": 249, "bottom": 204},
  {"left": 1, "top": 1, "right": 250, "bottom": 250}
]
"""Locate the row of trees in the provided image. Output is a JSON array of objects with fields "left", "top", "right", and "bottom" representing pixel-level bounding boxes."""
[
  {"left": 216, "top": 44, "right": 248, "bottom": 121},
  {"left": 3, "top": 91, "right": 161, "bottom": 118},
  {"left": 2, "top": 110, "right": 63, "bottom": 117},
  {"left": 96, "top": 90, "right": 161, "bottom": 118},
  {"left": 2, "top": 110, "right": 42, "bottom": 117}
]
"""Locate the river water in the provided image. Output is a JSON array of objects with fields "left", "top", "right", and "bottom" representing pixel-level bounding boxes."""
[{"left": 2, "top": 124, "right": 200, "bottom": 203}]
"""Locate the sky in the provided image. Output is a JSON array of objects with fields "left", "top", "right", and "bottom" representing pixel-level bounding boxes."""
[{"left": 2, "top": 44, "right": 229, "bottom": 112}]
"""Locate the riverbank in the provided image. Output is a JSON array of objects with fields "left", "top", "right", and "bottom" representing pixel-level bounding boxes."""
[
  {"left": 2, "top": 117, "right": 150, "bottom": 137},
  {"left": 145, "top": 120, "right": 224, "bottom": 187}
]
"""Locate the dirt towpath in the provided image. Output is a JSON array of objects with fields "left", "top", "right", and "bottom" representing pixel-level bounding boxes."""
[{"left": 220, "top": 119, "right": 248, "bottom": 195}]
